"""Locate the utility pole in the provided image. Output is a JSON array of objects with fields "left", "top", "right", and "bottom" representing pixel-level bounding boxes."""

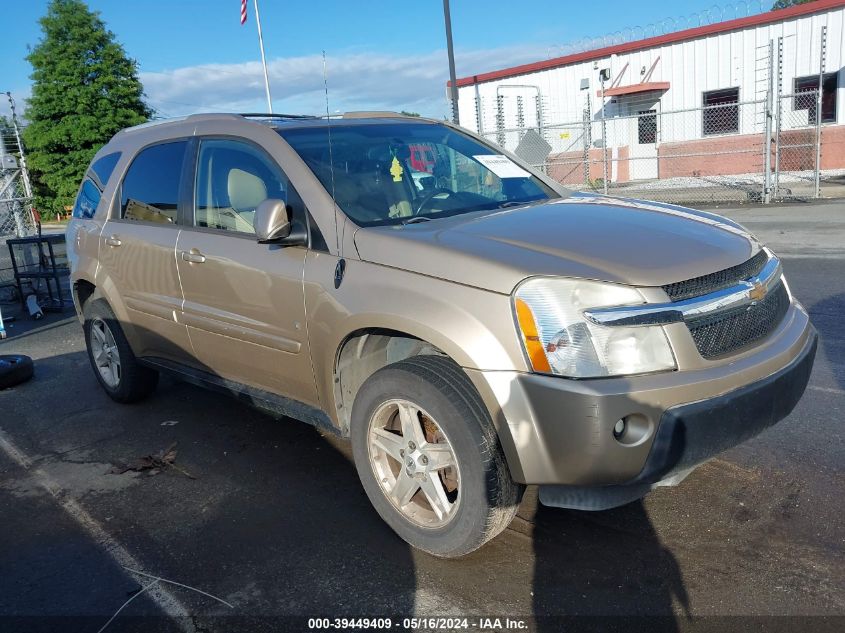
[{"left": 443, "top": 0, "right": 460, "bottom": 125}]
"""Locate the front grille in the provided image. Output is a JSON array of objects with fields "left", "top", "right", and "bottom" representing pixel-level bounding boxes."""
[
  {"left": 662, "top": 249, "right": 769, "bottom": 302},
  {"left": 687, "top": 281, "right": 790, "bottom": 359}
]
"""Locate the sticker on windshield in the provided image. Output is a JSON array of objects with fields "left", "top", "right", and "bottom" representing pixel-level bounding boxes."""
[{"left": 473, "top": 154, "right": 530, "bottom": 179}]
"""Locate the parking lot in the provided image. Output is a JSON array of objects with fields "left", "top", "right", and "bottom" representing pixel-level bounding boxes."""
[{"left": 1, "top": 202, "right": 843, "bottom": 632}]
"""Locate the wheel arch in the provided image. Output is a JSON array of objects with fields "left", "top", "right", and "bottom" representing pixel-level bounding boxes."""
[
  {"left": 72, "top": 278, "right": 97, "bottom": 317},
  {"left": 73, "top": 276, "right": 143, "bottom": 355},
  {"left": 333, "top": 327, "right": 449, "bottom": 433},
  {"left": 330, "top": 321, "right": 528, "bottom": 482}
]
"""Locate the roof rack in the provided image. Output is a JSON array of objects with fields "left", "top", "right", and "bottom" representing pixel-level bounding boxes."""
[
  {"left": 119, "top": 115, "right": 190, "bottom": 133},
  {"left": 239, "top": 113, "right": 320, "bottom": 120},
  {"left": 341, "top": 111, "right": 410, "bottom": 119}
]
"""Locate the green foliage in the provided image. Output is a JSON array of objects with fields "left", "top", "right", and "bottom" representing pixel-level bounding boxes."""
[
  {"left": 587, "top": 177, "right": 605, "bottom": 191},
  {"left": 772, "top": 0, "right": 817, "bottom": 10},
  {"left": 400, "top": 110, "right": 422, "bottom": 117},
  {"left": 22, "top": 0, "right": 150, "bottom": 216}
]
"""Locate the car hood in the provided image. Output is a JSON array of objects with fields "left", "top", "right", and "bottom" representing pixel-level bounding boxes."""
[{"left": 353, "top": 195, "right": 762, "bottom": 294}]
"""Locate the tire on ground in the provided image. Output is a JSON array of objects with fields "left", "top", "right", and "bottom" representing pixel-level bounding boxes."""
[
  {"left": 350, "top": 354, "right": 524, "bottom": 558},
  {"left": 83, "top": 298, "right": 158, "bottom": 403},
  {"left": 0, "top": 354, "right": 34, "bottom": 390}
]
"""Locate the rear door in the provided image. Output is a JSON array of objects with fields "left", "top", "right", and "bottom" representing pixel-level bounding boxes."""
[
  {"left": 175, "top": 137, "right": 317, "bottom": 406},
  {"left": 97, "top": 140, "right": 193, "bottom": 363}
]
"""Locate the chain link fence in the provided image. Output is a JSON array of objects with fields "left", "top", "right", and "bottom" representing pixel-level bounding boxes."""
[
  {"left": 1, "top": 130, "right": 38, "bottom": 291},
  {"left": 476, "top": 94, "right": 777, "bottom": 204},
  {"left": 773, "top": 88, "right": 845, "bottom": 200},
  {"left": 467, "top": 28, "right": 838, "bottom": 206}
]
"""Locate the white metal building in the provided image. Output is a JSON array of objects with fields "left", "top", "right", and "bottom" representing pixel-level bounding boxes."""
[{"left": 453, "top": 0, "right": 845, "bottom": 189}]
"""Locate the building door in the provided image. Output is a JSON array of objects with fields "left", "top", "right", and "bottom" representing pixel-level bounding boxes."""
[{"left": 630, "top": 109, "right": 659, "bottom": 180}]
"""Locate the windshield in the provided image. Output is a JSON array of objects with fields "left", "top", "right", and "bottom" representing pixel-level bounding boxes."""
[{"left": 280, "top": 122, "right": 559, "bottom": 227}]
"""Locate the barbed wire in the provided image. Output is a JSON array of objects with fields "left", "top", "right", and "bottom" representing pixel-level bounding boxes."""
[{"left": 546, "top": 1, "right": 769, "bottom": 59}]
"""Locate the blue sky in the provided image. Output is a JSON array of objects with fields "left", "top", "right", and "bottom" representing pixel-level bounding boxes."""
[{"left": 2, "top": 0, "right": 760, "bottom": 118}]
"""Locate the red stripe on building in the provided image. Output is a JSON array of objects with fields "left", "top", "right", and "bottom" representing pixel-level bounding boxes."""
[{"left": 450, "top": 0, "right": 845, "bottom": 87}]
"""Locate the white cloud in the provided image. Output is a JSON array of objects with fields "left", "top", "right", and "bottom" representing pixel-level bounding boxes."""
[{"left": 140, "top": 45, "right": 546, "bottom": 118}]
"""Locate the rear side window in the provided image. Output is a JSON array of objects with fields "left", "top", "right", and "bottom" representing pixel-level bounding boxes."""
[
  {"left": 72, "top": 179, "right": 101, "bottom": 219},
  {"left": 120, "top": 141, "right": 187, "bottom": 224},
  {"left": 90, "top": 152, "right": 121, "bottom": 189}
]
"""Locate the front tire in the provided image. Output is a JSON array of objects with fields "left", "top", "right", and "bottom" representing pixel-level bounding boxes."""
[
  {"left": 83, "top": 299, "right": 158, "bottom": 403},
  {"left": 350, "top": 355, "right": 523, "bottom": 558}
]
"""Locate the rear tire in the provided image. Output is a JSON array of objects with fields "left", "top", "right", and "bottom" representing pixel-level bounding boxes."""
[
  {"left": 0, "top": 354, "right": 34, "bottom": 389},
  {"left": 83, "top": 299, "right": 158, "bottom": 403},
  {"left": 350, "top": 355, "right": 523, "bottom": 558}
]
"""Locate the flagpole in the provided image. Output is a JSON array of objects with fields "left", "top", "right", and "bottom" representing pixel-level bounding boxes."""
[{"left": 253, "top": 0, "right": 273, "bottom": 113}]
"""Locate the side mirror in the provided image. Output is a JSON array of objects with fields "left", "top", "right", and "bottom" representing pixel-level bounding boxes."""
[{"left": 255, "top": 199, "right": 291, "bottom": 243}]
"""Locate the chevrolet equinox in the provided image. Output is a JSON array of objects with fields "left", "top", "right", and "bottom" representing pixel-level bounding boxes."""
[{"left": 67, "top": 112, "right": 817, "bottom": 557}]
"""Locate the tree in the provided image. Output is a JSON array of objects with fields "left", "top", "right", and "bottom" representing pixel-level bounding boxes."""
[
  {"left": 23, "top": 0, "right": 150, "bottom": 216},
  {"left": 772, "top": 0, "right": 817, "bottom": 10}
]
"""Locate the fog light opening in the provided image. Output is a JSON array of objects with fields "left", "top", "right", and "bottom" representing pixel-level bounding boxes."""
[
  {"left": 613, "top": 418, "right": 626, "bottom": 439},
  {"left": 612, "top": 413, "right": 653, "bottom": 447}
]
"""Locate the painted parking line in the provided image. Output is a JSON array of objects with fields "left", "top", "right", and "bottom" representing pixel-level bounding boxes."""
[{"left": 0, "top": 426, "right": 195, "bottom": 633}]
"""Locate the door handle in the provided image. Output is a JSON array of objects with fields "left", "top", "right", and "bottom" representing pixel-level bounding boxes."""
[
  {"left": 181, "top": 249, "right": 206, "bottom": 264},
  {"left": 105, "top": 235, "right": 122, "bottom": 247}
]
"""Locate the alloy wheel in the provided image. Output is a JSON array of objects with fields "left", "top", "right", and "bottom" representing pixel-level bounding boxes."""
[
  {"left": 367, "top": 399, "right": 461, "bottom": 528},
  {"left": 89, "top": 317, "right": 121, "bottom": 388}
]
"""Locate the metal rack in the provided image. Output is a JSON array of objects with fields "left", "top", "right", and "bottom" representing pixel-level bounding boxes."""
[{"left": 7, "top": 233, "right": 70, "bottom": 311}]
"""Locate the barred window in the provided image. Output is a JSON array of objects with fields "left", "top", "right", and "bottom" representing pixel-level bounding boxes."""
[
  {"left": 794, "top": 73, "right": 838, "bottom": 124},
  {"left": 638, "top": 110, "right": 657, "bottom": 144},
  {"left": 702, "top": 88, "right": 739, "bottom": 136}
]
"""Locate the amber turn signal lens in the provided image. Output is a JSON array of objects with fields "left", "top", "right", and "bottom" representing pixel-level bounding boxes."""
[{"left": 515, "top": 298, "right": 552, "bottom": 373}]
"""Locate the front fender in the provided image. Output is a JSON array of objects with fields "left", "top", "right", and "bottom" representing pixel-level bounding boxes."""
[{"left": 304, "top": 253, "right": 528, "bottom": 426}]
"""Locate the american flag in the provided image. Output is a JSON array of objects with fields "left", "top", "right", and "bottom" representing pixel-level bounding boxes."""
[{"left": 240, "top": 0, "right": 247, "bottom": 25}]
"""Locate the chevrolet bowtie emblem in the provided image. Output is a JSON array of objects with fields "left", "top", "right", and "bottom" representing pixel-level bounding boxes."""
[{"left": 748, "top": 281, "right": 766, "bottom": 302}]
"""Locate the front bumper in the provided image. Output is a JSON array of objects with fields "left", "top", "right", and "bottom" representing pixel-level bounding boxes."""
[
  {"left": 632, "top": 331, "right": 815, "bottom": 485},
  {"left": 466, "top": 302, "right": 817, "bottom": 488}
]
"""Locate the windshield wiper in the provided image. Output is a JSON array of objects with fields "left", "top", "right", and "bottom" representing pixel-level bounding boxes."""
[
  {"left": 497, "top": 200, "right": 530, "bottom": 209},
  {"left": 401, "top": 216, "right": 432, "bottom": 225}
]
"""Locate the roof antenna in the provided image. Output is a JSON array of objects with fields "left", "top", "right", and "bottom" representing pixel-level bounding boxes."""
[{"left": 322, "top": 50, "right": 341, "bottom": 257}]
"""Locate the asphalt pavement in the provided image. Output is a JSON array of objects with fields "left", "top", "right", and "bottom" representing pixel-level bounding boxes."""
[{"left": 0, "top": 202, "right": 843, "bottom": 632}]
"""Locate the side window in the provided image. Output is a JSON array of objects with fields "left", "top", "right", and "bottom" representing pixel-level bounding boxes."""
[
  {"left": 702, "top": 88, "right": 739, "bottom": 136},
  {"left": 121, "top": 141, "right": 187, "bottom": 224},
  {"left": 794, "top": 73, "right": 838, "bottom": 124},
  {"left": 72, "top": 178, "right": 101, "bottom": 219},
  {"left": 90, "top": 152, "right": 121, "bottom": 189},
  {"left": 194, "top": 139, "right": 288, "bottom": 234}
]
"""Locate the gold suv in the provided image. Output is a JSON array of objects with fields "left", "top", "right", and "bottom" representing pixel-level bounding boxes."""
[{"left": 67, "top": 112, "right": 817, "bottom": 557}]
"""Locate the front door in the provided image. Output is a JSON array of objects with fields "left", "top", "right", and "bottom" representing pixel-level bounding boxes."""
[
  {"left": 630, "top": 108, "right": 659, "bottom": 181},
  {"left": 97, "top": 140, "right": 193, "bottom": 363},
  {"left": 175, "top": 138, "right": 317, "bottom": 406}
]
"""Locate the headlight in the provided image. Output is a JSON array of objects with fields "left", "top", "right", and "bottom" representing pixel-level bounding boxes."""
[{"left": 513, "top": 277, "right": 676, "bottom": 378}]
